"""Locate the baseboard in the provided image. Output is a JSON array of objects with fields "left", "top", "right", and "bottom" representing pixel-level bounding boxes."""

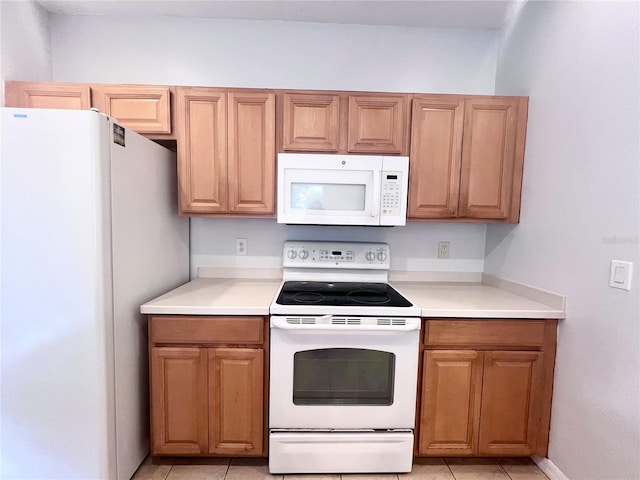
[{"left": 532, "top": 456, "right": 570, "bottom": 480}]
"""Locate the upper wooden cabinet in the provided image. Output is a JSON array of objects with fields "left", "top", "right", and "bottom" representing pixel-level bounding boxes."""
[
  {"left": 281, "top": 93, "right": 340, "bottom": 152},
  {"left": 91, "top": 85, "right": 172, "bottom": 135},
  {"left": 279, "top": 91, "right": 410, "bottom": 155},
  {"left": 176, "top": 87, "right": 275, "bottom": 216},
  {"left": 4, "top": 81, "right": 91, "bottom": 110},
  {"left": 4, "top": 81, "right": 175, "bottom": 138},
  {"left": 408, "top": 95, "right": 528, "bottom": 223},
  {"left": 408, "top": 96, "right": 465, "bottom": 218},
  {"left": 348, "top": 94, "right": 407, "bottom": 154}
]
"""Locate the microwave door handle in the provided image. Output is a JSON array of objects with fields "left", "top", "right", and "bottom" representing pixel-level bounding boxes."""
[{"left": 371, "top": 170, "right": 381, "bottom": 217}]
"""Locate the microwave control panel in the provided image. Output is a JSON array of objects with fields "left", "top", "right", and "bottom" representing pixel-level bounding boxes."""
[
  {"left": 283, "top": 241, "right": 390, "bottom": 269},
  {"left": 381, "top": 171, "right": 403, "bottom": 217}
]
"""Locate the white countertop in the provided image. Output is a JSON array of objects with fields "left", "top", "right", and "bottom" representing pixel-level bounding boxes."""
[
  {"left": 141, "top": 277, "right": 565, "bottom": 319},
  {"left": 140, "top": 278, "right": 282, "bottom": 315},
  {"left": 391, "top": 282, "right": 565, "bottom": 319}
]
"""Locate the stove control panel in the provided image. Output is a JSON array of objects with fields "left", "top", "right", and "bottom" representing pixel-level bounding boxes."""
[{"left": 283, "top": 241, "right": 390, "bottom": 269}]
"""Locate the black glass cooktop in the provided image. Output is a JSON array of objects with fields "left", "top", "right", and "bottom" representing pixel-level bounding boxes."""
[{"left": 275, "top": 281, "right": 413, "bottom": 307}]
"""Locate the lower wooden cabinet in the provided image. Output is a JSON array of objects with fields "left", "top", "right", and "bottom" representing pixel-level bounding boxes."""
[
  {"left": 417, "top": 319, "right": 557, "bottom": 457},
  {"left": 149, "top": 316, "right": 267, "bottom": 457},
  {"left": 419, "top": 350, "right": 482, "bottom": 456},
  {"left": 208, "top": 348, "right": 264, "bottom": 455},
  {"left": 151, "top": 347, "right": 209, "bottom": 455}
]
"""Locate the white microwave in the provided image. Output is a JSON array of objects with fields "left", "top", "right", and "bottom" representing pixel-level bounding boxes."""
[{"left": 277, "top": 153, "right": 409, "bottom": 226}]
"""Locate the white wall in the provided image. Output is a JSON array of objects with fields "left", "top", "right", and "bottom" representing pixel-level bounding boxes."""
[
  {"left": 488, "top": 2, "right": 640, "bottom": 479},
  {"left": 0, "top": 0, "right": 53, "bottom": 103},
  {"left": 49, "top": 15, "right": 498, "bottom": 93},
  {"left": 191, "top": 219, "right": 485, "bottom": 276},
  {"left": 48, "top": 14, "right": 499, "bottom": 274}
]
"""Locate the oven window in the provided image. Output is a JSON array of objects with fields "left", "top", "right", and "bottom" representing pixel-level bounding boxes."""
[{"left": 293, "top": 348, "right": 395, "bottom": 405}]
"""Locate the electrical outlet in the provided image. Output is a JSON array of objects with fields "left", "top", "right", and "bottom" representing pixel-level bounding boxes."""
[
  {"left": 437, "top": 241, "right": 450, "bottom": 259},
  {"left": 236, "top": 238, "right": 247, "bottom": 256}
]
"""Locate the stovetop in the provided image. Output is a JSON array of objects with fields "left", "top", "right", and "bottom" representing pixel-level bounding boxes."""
[
  {"left": 275, "top": 281, "right": 413, "bottom": 308},
  {"left": 271, "top": 241, "right": 421, "bottom": 317}
]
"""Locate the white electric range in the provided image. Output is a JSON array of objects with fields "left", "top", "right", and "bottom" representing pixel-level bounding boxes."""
[{"left": 269, "top": 241, "right": 421, "bottom": 474}]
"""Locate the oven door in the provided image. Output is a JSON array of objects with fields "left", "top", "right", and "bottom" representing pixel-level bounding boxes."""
[
  {"left": 277, "top": 153, "right": 382, "bottom": 226},
  {"left": 269, "top": 316, "right": 420, "bottom": 430}
]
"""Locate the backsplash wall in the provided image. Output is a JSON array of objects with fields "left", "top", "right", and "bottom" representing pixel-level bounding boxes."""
[{"left": 190, "top": 218, "right": 486, "bottom": 278}]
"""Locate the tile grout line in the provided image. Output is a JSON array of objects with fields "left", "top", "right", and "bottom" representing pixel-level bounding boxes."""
[
  {"left": 162, "top": 457, "right": 175, "bottom": 480},
  {"left": 498, "top": 462, "right": 515, "bottom": 480},
  {"left": 443, "top": 457, "right": 456, "bottom": 480}
]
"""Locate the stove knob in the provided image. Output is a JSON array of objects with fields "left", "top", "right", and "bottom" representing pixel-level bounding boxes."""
[
  {"left": 299, "top": 249, "right": 309, "bottom": 260},
  {"left": 286, "top": 249, "right": 297, "bottom": 260},
  {"left": 365, "top": 251, "right": 376, "bottom": 262},
  {"left": 377, "top": 251, "right": 388, "bottom": 262}
]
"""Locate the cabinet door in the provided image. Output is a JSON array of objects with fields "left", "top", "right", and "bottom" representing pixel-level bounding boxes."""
[
  {"left": 459, "top": 97, "right": 526, "bottom": 221},
  {"left": 408, "top": 96, "right": 465, "bottom": 218},
  {"left": 91, "top": 85, "right": 172, "bottom": 134},
  {"left": 419, "top": 350, "right": 483, "bottom": 456},
  {"left": 177, "top": 88, "right": 228, "bottom": 213},
  {"left": 228, "top": 92, "right": 276, "bottom": 214},
  {"left": 208, "top": 348, "right": 264, "bottom": 455},
  {"left": 4, "top": 81, "right": 90, "bottom": 110},
  {"left": 282, "top": 93, "right": 340, "bottom": 152},
  {"left": 150, "top": 347, "right": 208, "bottom": 455},
  {"left": 478, "top": 351, "right": 544, "bottom": 456},
  {"left": 348, "top": 94, "right": 407, "bottom": 154}
]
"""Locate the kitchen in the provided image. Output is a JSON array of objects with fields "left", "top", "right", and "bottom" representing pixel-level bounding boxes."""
[{"left": 0, "top": 1, "right": 638, "bottom": 480}]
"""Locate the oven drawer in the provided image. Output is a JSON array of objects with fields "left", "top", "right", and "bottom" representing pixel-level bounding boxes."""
[
  {"left": 424, "top": 319, "right": 546, "bottom": 348},
  {"left": 150, "top": 315, "right": 264, "bottom": 345}
]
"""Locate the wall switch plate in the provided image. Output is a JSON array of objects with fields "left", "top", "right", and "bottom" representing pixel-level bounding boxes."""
[
  {"left": 437, "top": 241, "right": 450, "bottom": 259},
  {"left": 609, "top": 260, "right": 633, "bottom": 291},
  {"left": 236, "top": 238, "right": 247, "bottom": 256}
]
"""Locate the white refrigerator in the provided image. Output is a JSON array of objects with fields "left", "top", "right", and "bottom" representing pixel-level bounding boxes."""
[{"left": 0, "top": 108, "right": 190, "bottom": 480}]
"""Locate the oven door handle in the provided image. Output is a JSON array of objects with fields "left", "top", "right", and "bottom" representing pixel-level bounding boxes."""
[{"left": 270, "top": 317, "right": 420, "bottom": 332}]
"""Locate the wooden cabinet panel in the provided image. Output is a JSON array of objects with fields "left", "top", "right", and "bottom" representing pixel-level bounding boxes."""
[
  {"left": 282, "top": 93, "right": 340, "bottom": 152},
  {"left": 4, "top": 81, "right": 90, "bottom": 110},
  {"left": 408, "top": 96, "right": 464, "bottom": 218},
  {"left": 425, "top": 320, "right": 546, "bottom": 348},
  {"left": 209, "top": 348, "right": 264, "bottom": 455},
  {"left": 348, "top": 94, "right": 407, "bottom": 154},
  {"left": 177, "top": 88, "right": 228, "bottom": 213},
  {"left": 150, "top": 316, "right": 264, "bottom": 345},
  {"left": 228, "top": 93, "right": 276, "bottom": 214},
  {"left": 91, "top": 85, "right": 171, "bottom": 134},
  {"left": 459, "top": 97, "right": 523, "bottom": 220},
  {"left": 150, "top": 347, "right": 208, "bottom": 455},
  {"left": 419, "top": 350, "right": 482, "bottom": 455},
  {"left": 478, "top": 351, "right": 544, "bottom": 455}
]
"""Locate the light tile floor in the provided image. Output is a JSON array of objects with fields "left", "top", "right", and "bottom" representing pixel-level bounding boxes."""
[{"left": 131, "top": 456, "right": 549, "bottom": 480}]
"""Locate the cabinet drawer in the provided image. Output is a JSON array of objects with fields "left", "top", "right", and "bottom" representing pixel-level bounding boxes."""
[
  {"left": 424, "top": 320, "right": 546, "bottom": 348},
  {"left": 150, "top": 316, "right": 264, "bottom": 345}
]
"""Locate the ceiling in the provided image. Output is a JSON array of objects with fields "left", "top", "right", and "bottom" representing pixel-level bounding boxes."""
[{"left": 37, "top": 0, "right": 519, "bottom": 29}]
